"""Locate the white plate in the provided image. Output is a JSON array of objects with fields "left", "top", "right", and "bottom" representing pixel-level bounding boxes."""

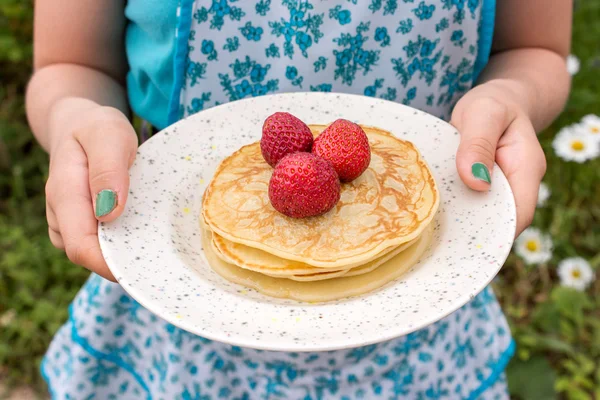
[{"left": 99, "top": 92, "right": 516, "bottom": 352}]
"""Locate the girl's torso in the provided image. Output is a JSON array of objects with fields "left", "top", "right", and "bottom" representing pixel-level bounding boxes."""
[{"left": 42, "top": 1, "right": 514, "bottom": 399}]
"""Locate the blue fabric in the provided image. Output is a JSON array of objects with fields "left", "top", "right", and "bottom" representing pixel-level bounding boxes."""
[
  {"left": 176, "top": 0, "right": 495, "bottom": 123},
  {"left": 67, "top": 304, "right": 152, "bottom": 399},
  {"left": 39, "top": 358, "right": 55, "bottom": 399},
  {"left": 125, "top": 0, "right": 179, "bottom": 130},
  {"left": 42, "top": 298, "right": 516, "bottom": 400},
  {"left": 473, "top": 0, "right": 496, "bottom": 82},
  {"left": 127, "top": 0, "right": 498, "bottom": 128},
  {"left": 467, "top": 339, "right": 515, "bottom": 400},
  {"left": 167, "top": 0, "right": 195, "bottom": 126},
  {"left": 42, "top": 275, "right": 513, "bottom": 399}
]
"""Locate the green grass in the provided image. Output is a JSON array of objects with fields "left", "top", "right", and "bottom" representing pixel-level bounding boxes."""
[
  {"left": 1, "top": 1, "right": 599, "bottom": 398},
  {"left": 0, "top": 0, "right": 92, "bottom": 389}
]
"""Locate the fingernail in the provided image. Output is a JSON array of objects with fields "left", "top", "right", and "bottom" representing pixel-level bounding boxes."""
[
  {"left": 471, "top": 162, "right": 491, "bottom": 184},
  {"left": 95, "top": 190, "right": 117, "bottom": 217}
]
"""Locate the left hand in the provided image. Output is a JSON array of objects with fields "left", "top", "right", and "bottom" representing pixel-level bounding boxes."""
[{"left": 451, "top": 81, "right": 547, "bottom": 237}]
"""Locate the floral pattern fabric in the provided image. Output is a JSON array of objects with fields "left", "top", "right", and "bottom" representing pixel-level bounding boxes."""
[
  {"left": 43, "top": 276, "right": 513, "bottom": 399},
  {"left": 179, "top": 0, "right": 484, "bottom": 122}
]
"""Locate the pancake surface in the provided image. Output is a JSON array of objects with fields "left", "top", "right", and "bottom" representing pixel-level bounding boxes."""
[{"left": 202, "top": 125, "right": 439, "bottom": 268}]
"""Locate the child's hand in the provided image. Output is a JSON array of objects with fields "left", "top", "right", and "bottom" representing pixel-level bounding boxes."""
[
  {"left": 45, "top": 99, "right": 138, "bottom": 281},
  {"left": 451, "top": 81, "right": 547, "bottom": 237}
]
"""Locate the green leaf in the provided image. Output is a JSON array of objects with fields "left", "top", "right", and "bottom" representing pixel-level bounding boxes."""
[
  {"left": 515, "top": 325, "right": 576, "bottom": 355},
  {"left": 573, "top": 354, "right": 595, "bottom": 376},
  {"left": 560, "top": 319, "right": 577, "bottom": 343},
  {"left": 563, "top": 359, "right": 580, "bottom": 374},
  {"left": 567, "top": 389, "right": 593, "bottom": 400},
  {"left": 555, "top": 377, "right": 592, "bottom": 400},
  {"left": 535, "top": 335, "right": 576, "bottom": 355},
  {"left": 588, "top": 317, "right": 600, "bottom": 346},
  {"left": 532, "top": 301, "right": 562, "bottom": 334},
  {"left": 551, "top": 287, "right": 594, "bottom": 328},
  {"left": 507, "top": 356, "right": 557, "bottom": 400},
  {"left": 572, "top": 375, "right": 594, "bottom": 390}
]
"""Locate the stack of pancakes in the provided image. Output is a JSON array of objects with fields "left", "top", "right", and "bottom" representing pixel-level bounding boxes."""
[{"left": 201, "top": 125, "right": 439, "bottom": 302}]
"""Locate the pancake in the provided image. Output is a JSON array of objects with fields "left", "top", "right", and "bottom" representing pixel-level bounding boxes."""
[
  {"left": 210, "top": 230, "right": 402, "bottom": 273},
  {"left": 202, "top": 125, "right": 439, "bottom": 268},
  {"left": 260, "top": 269, "right": 351, "bottom": 281},
  {"left": 211, "top": 234, "right": 349, "bottom": 277},
  {"left": 201, "top": 224, "right": 434, "bottom": 302},
  {"left": 259, "top": 236, "right": 419, "bottom": 282},
  {"left": 211, "top": 230, "right": 419, "bottom": 280}
]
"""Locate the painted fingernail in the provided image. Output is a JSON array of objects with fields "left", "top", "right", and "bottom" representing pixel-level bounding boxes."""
[
  {"left": 471, "top": 162, "right": 491, "bottom": 184},
  {"left": 95, "top": 190, "right": 117, "bottom": 217}
]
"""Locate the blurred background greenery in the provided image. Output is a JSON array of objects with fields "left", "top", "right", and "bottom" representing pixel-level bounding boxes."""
[{"left": 1, "top": 0, "right": 599, "bottom": 399}]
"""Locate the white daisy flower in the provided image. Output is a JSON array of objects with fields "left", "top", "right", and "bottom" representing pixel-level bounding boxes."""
[
  {"left": 557, "top": 257, "right": 594, "bottom": 291},
  {"left": 514, "top": 227, "right": 553, "bottom": 265},
  {"left": 552, "top": 125, "right": 600, "bottom": 163},
  {"left": 580, "top": 114, "right": 600, "bottom": 141},
  {"left": 537, "top": 182, "right": 551, "bottom": 207},
  {"left": 567, "top": 54, "right": 580, "bottom": 75}
]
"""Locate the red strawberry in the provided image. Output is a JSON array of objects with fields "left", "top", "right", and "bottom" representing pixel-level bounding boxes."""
[
  {"left": 268, "top": 152, "right": 341, "bottom": 218},
  {"left": 312, "top": 119, "right": 371, "bottom": 182},
  {"left": 261, "top": 112, "right": 313, "bottom": 167}
]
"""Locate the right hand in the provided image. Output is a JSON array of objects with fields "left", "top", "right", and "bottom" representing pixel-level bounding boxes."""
[{"left": 45, "top": 99, "right": 138, "bottom": 281}]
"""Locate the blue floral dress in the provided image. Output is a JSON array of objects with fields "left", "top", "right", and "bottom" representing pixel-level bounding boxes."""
[{"left": 42, "top": 1, "right": 515, "bottom": 399}]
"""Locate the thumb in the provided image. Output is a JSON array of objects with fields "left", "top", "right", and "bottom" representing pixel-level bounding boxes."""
[
  {"left": 75, "top": 108, "right": 139, "bottom": 222},
  {"left": 451, "top": 98, "right": 514, "bottom": 191}
]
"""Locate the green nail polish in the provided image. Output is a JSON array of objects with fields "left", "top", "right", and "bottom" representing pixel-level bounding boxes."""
[
  {"left": 95, "top": 190, "right": 117, "bottom": 217},
  {"left": 471, "top": 162, "right": 491, "bottom": 184}
]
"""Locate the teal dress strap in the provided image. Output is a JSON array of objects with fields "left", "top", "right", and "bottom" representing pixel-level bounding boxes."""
[{"left": 125, "top": 0, "right": 179, "bottom": 130}]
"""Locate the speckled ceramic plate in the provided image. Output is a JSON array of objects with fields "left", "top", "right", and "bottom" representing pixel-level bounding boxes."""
[{"left": 99, "top": 92, "right": 516, "bottom": 352}]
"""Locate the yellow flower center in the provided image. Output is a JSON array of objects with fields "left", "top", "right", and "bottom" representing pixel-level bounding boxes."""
[
  {"left": 571, "top": 269, "right": 581, "bottom": 279},
  {"left": 590, "top": 126, "right": 599, "bottom": 134},
  {"left": 525, "top": 240, "right": 539, "bottom": 252},
  {"left": 571, "top": 140, "right": 585, "bottom": 151}
]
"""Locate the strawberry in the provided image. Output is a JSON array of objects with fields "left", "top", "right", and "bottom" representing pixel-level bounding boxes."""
[
  {"left": 312, "top": 119, "right": 371, "bottom": 182},
  {"left": 268, "top": 152, "right": 341, "bottom": 218},
  {"left": 260, "top": 112, "right": 313, "bottom": 167}
]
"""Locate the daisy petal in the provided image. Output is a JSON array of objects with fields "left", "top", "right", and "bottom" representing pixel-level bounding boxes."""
[
  {"left": 557, "top": 257, "right": 594, "bottom": 291},
  {"left": 567, "top": 54, "right": 580, "bottom": 75},
  {"left": 537, "top": 182, "right": 550, "bottom": 207},
  {"left": 514, "top": 227, "right": 553, "bottom": 265},
  {"left": 552, "top": 125, "right": 600, "bottom": 163}
]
